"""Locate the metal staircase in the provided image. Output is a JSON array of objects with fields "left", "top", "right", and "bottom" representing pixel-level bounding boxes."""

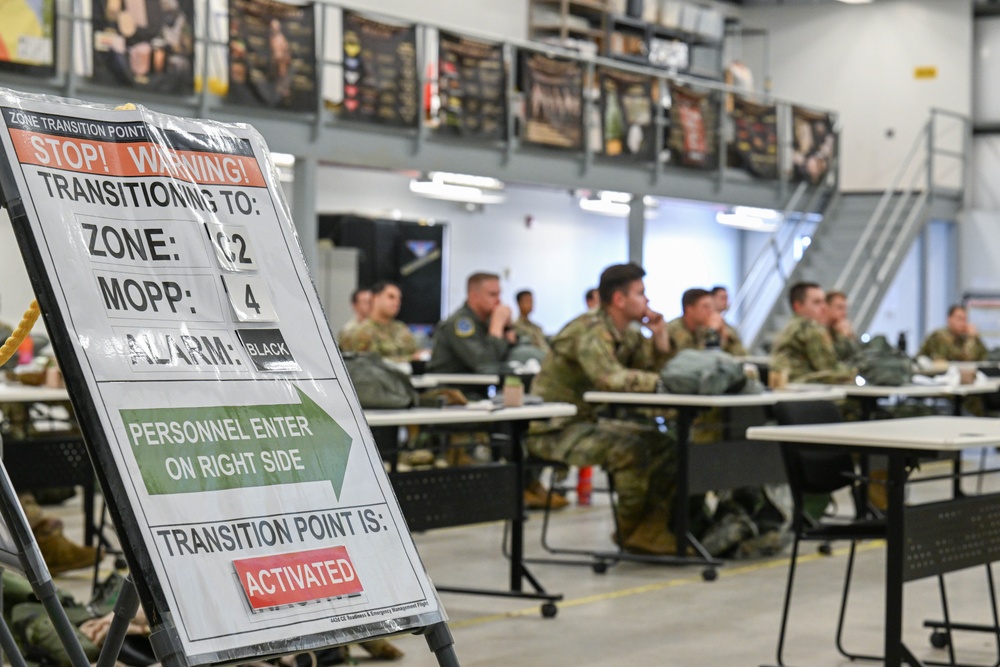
[{"left": 732, "top": 109, "right": 969, "bottom": 352}]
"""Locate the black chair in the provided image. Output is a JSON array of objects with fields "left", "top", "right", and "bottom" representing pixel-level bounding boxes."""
[
  {"left": 502, "top": 459, "right": 624, "bottom": 574},
  {"left": 768, "top": 400, "right": 886, "bottom": 666},
  {"left": 769, "top": 400, "right": 1000, "bottom": 667}
]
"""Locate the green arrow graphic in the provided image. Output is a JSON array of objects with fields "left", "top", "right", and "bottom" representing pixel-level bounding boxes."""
[{"left": 119, "top": 387, "right": 353, "bottom": 498}]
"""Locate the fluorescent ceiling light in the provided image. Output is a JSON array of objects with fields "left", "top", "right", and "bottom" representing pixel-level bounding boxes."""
[
  {"left": 270, "top": 152, "right": 295, "bottom": 168},
  {"left": 409, "top": 171, "right": 505, "bottom": 205},
  {"left": 428, "top": 171, "right": 504, "bottom": 190},
  {"left": 836, "top": 0, "right": 874, "bottom": 4},
  {"left": 409, "top": 179, "right": 505, "bottom": 205},
  {"left": 580, "top": 197, "right": 631, "bottom": 217},
  {"left": 715, "top": 206, "right": 783, "bottom": 232},
  {"left": 578, "top": 191, "right": 659, "bottom": 218}
]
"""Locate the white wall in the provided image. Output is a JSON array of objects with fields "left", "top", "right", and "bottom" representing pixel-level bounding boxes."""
[
  {"left": 967, "top": 17, "right": 1000, "bottom": 307},
  {"left": 741, "top": 0, "right": 972, "bottom": 192},
  {"left": 643, "top": 200, "right": 741, "bottom": 321},
  {"left": 0, "top": 210, "right": 46, "bottom": 336},
  {"left": 313, "top": 166, "right": 740, "bottom": 333}
]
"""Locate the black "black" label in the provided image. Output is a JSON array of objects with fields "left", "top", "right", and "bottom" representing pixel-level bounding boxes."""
[{"left": 236, "top": 329, "right": 300, "bottom": 372}]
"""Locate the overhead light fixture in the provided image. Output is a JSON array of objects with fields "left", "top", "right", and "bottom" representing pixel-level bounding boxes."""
[
  {"left": 409, "top": 171, "right": 505, "bottom": 205},
  {"left": 715, "top": 206, "right": 783, "bottom": 232},
  {"left": 836, "top": 0, "right": 874, "bottom": 4},
  {"left": 577, "top": 191, "right": 659, "bottom": 218}
]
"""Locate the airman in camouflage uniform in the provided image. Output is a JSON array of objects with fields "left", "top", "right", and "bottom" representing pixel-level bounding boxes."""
[
  {"left": 428, "top": 273, "right": 514, "bottom": 374},
  {"left": 337, "top": 288, "right": 371, "bottom": 346},
  {"left": 513, "top": 290, "right": 550, "bottom": 354},
  {"left": 527, "top": 263, "right": 678, "bottom": 554},
  {"left": 341, "top": 282, "right": 417, "bottom": 361},
  {"left": 771, "top": 282, "right": 855, "bottom": 383},
  {"left": 919, "top": 305, "right": 987, "bottom": 362},
  {"left": 666, "top": 288, "right": 747, "bottom": 356},
  {"left": 826, "top": 291, "right": 861, "bottom": 362},
  {"left": 342, "top": 319, "right": 417, "bottom": 360}
]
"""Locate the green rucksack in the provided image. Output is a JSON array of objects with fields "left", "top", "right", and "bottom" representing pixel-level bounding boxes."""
[
  {"left": 660, "top": 349, "right": 751, "bottom": 395},
  {"left": 852, "top": 335, "right": 913, "bottom": 386},
  {"left": 343, "top": 353, "right": 418, "bottom": 409}
]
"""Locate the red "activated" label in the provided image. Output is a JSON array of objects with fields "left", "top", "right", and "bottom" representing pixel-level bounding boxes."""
[{"left": 233, "top": 546, "right": 363, "bottom": 609}]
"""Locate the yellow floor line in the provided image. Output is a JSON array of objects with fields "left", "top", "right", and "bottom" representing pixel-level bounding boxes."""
[{"left": 447, "top": 540, "right": 886, "bottom": 629}]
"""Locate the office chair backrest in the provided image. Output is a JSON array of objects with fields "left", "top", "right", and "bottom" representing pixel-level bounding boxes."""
[
  {"left": 978, "top": 365, "right": 1000, "bottom": 412},
  {"left": 771, "top": 400, "right": 855, "bottom": 496}
]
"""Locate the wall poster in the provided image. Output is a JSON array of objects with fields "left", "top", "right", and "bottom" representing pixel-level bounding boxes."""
[
  {"left": 0, "top": 0, "right": 55, "bottom": 75},
  {"left": 227, "top": 0, "right": 318, "bottom": 111},
  {"left": 341, "top": 12, "right": 418, "bottom": 128},
  {"left": 792, "top": 106, "right": 836, "bottom": 185},
  {"left": 730, "top": 96, "right": 777, "bottom": 179},
  {"left": 668, "top": 82, "right": 717, "bottom": 169},
  {"left": 437, "top": 31, "right": 505, "bottom": 140},
  {"left": 91, "top": 0, "right": 195, "bottom": 93},
  {"left": 520, "top": 51, "right": 583, "bottom": 150},
  {"left": 598, "top": 66, "right": 655, "bottom": 160}
]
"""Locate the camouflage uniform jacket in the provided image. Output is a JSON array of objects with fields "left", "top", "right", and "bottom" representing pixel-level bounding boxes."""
[
  {"left": 513, "top": 317, "right": 550, "bottom": 354},
  {"left": 771, "top": 314, "right": 855, "bottom": 383},
  {"left": 340, "top": 318, "right": 417, "bottom": 360},
  {"left": 918, "top": 328, "right": 987, "bottom": 362},
  {"left": 665, "top": 317, "right": 747, "bottom": 357},
  {"left": 530, "top": 308, "right": 672, "bottom": 430},
  {"left": 427, "top": 302, "right": 510, "bottom": 373},
  {"left": 828, "top": 327, "right": 861, "bottom": 363},
  {"left": 337, "top": 318, "right": 363, "bottom": 346}
]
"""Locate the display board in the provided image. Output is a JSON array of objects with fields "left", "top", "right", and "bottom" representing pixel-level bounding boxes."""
[
  {"left": 437, "top": 32, "right": 505, "bottom": 140},
  {"left": 91, "top": 0, "right": 195, "bottom": 93},
  {"left": 227, "top": 0, "right": 318, "bottom": 112},
  {"left": 340, "top": 12, "right": 418, "bottom": 128},
  {"left": 520, "top": 52, "right": 583, "bottom": 150},
  {"left": 598, "top": 67, "right": 655, "bottom": 160},
  {"left": 791, "top": 105, "right": 835, "bottom": 185},
  {"left": 0, "top": 0, "right": 55, "bottom": 76},
  {"left": 668, "top": 82, "right": 717, "bottom": 169},
  {"left": 730, "top": 96, "right": 777, "bottom": 180},
  {"left": 0, "top": 89, "right": 444, "bottom": 666}
]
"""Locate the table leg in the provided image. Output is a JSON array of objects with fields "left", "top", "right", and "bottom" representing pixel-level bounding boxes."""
[
  {"left": 509, "top": 421, "right": 525, "bottom": 593},
  {"left": 674, "top": 408, "right": 692, "bottom": 557},
  {"left": 885, "top": 453, "right": 911, "bottom": 667}
]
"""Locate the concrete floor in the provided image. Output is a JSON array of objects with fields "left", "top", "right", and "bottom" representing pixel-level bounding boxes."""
[{"left": 49, "top": 451, "right": 1000, "bottom": 667}]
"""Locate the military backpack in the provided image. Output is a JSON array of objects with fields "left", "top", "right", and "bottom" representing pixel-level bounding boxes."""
[{"left": 343, "top": 353, "right": 418, "bottom": 409}]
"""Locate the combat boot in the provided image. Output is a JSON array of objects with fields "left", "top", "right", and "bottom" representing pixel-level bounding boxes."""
[
  {"left": 611, "top": 512, "right": 642, "bottom": 547},
  {"left": 622, "top": 506, "right": 677, "bottom": 555},
  {"left": 357, "top": 638, "right": 404, "bottom": 660},
  {"left": 524, "top": 481, "right": 568, "bottom": 510},
  {"left": 36, "top": 532, "right": 99, "bottom": 576},
  {"left": 445, "top": 446, "right": 476, "bottom": 467},
  {"left": 868, "top": 468, "right": 889, "bottom": 511}
]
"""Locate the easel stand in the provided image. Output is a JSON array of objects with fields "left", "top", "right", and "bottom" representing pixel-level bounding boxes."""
[
  {"left": 93, "top": 575, "right": 460, "bottom": 667},
  {"left": 0, "top": 435, "right": 92, "bottom": 667}
]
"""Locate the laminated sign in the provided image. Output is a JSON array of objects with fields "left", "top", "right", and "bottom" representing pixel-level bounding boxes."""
[{"left": 0, "top": 89, "right": 443, "bottom": 665}]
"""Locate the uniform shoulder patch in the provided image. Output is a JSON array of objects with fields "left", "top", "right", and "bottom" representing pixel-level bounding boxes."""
[{"left": 455, "top": 317, "right": 476, "bottom": 338}]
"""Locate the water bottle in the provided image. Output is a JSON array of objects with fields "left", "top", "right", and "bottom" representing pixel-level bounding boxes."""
[
  {"left": 897, "top": 332, "right": 907, "bottom": 354},
  {"left": 576, "top": 466, "right": 593, "bottom": 506}
]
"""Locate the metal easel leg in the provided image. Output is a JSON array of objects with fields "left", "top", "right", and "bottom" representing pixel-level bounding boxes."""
[
  {"left": 95, "top": 575, "right": 140, "bottom": 667},
  {"left": 0, "top": 612, "right": 29, "bottom": 667},
  {"left": 418, "top": 621, "right": 460, "bottom": 667}
]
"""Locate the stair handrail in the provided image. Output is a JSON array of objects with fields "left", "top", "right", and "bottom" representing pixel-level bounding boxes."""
[
  {"left": 731, "top": 163, "right": 838, "bottom": 347},
  {"left": 844, "top": 167, "right": 924, "bottom": 308},
  {"left": 727, "top": 181, "right": 808, "bottom": 318},
  {"left": 833, "top": 119, "right": 930, "bottom": 295},
  {"left": 729, "top": 159, "right": 838, "bottom": 326}
]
